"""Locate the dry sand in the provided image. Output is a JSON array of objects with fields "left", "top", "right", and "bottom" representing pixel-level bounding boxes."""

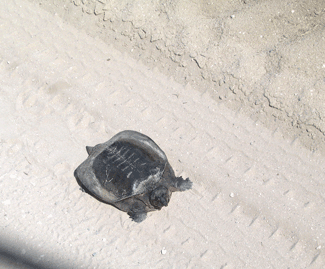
[
  {"left": 28, "top": 0, "right": 325, "bottom": 154},
  {"left": 1, "top": 0, "right": 325, "bottom": 268}
]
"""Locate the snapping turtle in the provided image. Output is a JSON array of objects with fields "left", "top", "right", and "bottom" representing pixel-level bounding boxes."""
[{"left": 74, "top": 130, "right": 192, "bottom": 222}]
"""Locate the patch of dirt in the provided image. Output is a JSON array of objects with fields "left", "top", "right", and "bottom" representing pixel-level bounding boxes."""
[{"left": 30, "top": 0, "right": 325, "bottom": 153}]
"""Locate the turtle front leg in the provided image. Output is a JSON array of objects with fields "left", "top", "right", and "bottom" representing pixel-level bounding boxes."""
[
  {"left": 128, "top": 211, "right": 147, "bottom": 223},
  {"left": 127, "top": 199, "right": 148, "bottom": 223},
  {"left": 173, "top": 176, "right": 193, "bottom": 192}
]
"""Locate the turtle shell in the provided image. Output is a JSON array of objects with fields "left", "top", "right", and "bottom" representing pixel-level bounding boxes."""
[{"left": 75, "top": 130, "right": 168, "bottom": 203}]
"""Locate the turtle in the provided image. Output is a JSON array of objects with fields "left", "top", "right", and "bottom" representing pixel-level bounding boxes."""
[{"left": 74, "top": 130, "right": 192, "bottom": 223}]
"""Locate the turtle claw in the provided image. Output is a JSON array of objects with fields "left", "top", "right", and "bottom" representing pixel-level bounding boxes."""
[{"left": 128, "top": 212, "right": 147, "bottom": 223}]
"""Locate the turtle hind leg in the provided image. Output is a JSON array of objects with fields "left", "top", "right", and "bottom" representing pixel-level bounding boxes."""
[
  {"left": 125, "top": 199, "right": 148, "bottom": 223},
  {"left": 173, "top": 176, "right": 193, "bottom": 192},
  {"left": 128, "top": 211, "right": 147, "bottom": 223}
]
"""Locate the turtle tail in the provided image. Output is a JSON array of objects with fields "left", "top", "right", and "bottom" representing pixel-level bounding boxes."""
[{"left": 86, "top": 146, "right": 94, "bottom": 155}]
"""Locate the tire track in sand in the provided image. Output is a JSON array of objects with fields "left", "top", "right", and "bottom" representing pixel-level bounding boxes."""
[{"left": 0, "top": 0, "right": 325, "bottom": 268}]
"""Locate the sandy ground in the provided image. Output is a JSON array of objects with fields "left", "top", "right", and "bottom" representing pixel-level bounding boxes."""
[
  {"left": 1, "top": 0, "right": 325, "bottom": 268},
  {"left": 28, "top": 0, "right": 325, "bottom": 154}
]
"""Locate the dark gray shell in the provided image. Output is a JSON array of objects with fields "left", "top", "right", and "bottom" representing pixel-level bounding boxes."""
[{"left": 74, "top": 130, "right": 168, "bottom": 203}]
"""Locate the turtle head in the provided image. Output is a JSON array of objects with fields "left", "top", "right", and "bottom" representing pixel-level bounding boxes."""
[{"left": 149, "top": 186, "right": 171, "bottom": 210}]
